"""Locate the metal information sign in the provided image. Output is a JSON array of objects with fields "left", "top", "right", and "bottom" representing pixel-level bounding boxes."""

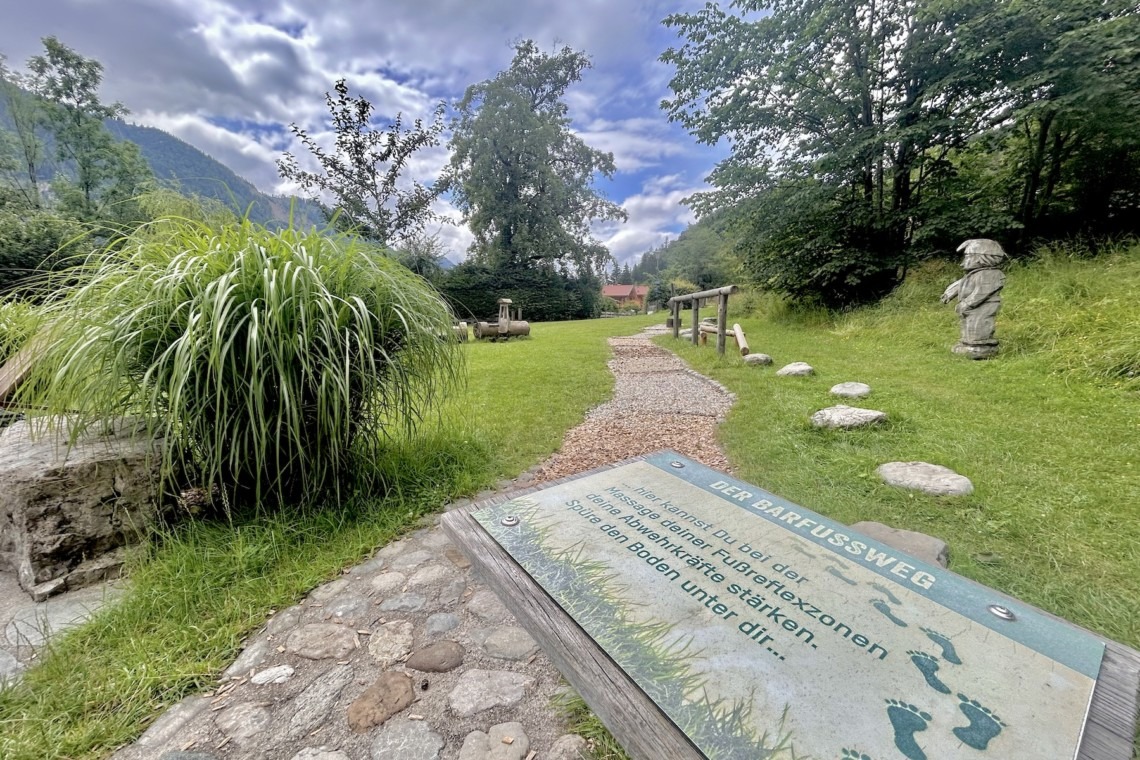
[{"left": 473, "top": 452, "right": 1104, "bottom": 760}]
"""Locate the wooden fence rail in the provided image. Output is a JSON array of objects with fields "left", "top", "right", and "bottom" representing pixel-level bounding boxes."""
[{"left": 667, "top": 285, "right": 739, "bottom": 356}]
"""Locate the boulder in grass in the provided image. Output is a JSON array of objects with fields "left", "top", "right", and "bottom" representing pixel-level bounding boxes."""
[
  {"left": 776, "top": 362, "right": 813, "bottom": 376},
  {"left": 851, "top": 521, "right": 950, "bottom": 568},
  {"left": 0, "top": 418, "right": 165, "bottom": 599},
  {"left": 743, "top": 353, "right": 772, "bottom": 366},
  {"left": 830, "top": 382, "right": 871, "bottom": 398},
  {"left": 811, "top": 405, "right": 887, "bottom": 429},
  {"left": 876, "top": 461, "right": 973, "bottom": 496}
]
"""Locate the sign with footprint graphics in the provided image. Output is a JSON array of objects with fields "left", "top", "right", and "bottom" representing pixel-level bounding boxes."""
[{"left": 474, "top": 452, "right": 1104, "bottom": 760}]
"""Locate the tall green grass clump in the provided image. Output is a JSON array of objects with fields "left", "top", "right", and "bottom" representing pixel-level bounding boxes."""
[{"left": 9, "top": 215, "right": 461, "bottom": 506}]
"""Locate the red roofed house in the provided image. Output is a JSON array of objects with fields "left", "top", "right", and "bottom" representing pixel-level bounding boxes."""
[{"left": 602, "top": 284, "right": 650, "bottom": 311}]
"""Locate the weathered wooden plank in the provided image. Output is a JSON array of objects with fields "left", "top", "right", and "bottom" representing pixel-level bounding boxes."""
[
  {"left": 0, "top": 338, "right": 41, "bottom": 407},
  {"left": 444, "top": 457, "right": 1140, "bottom": 760},
  {"left": 667, "top": 284, "right": 739, "bottom": 305}
]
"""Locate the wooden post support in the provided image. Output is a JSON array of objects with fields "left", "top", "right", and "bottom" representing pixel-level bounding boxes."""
[
  {"left": 733, "top": 323, "right": 750, "bottom": 356},
  {"left": 716, "top": 294, "right": 728, "bottom": 355},
  {"left": 671, "top": 302, "right": 680, "bottom": 340},
  {"left": 690, "top": 299, "right": 699, "bottom": 345}
]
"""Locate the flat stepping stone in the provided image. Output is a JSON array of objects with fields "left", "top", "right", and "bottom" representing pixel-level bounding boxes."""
[
  {"left": 347, "top": 672, "right": 415, "bottom": 732},
  {"left": 877, "top": 461, "right": 973, "bottom": 496},
  {"left": 482, "top": 626, "right": 538, "bottom": 661},
  {"left": 851, "top": 521, "right": 949, "bottom": 568},
  {"left": 830, "top": 381, "right": 871, "bottom": 398},
  {"left": 743, "top": 353, "right": 772, "bottom": 366},
  {"left": 369, "top": 718, "right": 444, "bottom": 760},
  {"left": 286, "top": 624, "right": 357, "bottom": 660},
  {"left": 250, "top": 664, "right": 294, "bottom": 685},
  {"left": 406, "top": 640, "right": 465, "bottom": 672},
  {"left": 811, "top": 405, "right": 887, "bottom": 429},
  {"left": 448, "top": 669, "right": 533, "bottom": 717},
  {"left": 776, "top": 362, "right": 813, "bottom": 376},
  {"left": 368, "top": 620, "right": 414, "bottom": 667},
  {"left": 459, "top": 722, "right": 530, "bottom": 760}
]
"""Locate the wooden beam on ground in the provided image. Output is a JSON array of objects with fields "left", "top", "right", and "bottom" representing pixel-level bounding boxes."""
[
  {"left": 0, "top": 339, "right": 42, "bottom": 408},
  {"left": 733, "top": 323, "right": 750, "bottom": 356}
]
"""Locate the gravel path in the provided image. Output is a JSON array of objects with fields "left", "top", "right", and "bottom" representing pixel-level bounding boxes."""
[{"left": 105, "top": 324, "right": 735, "bottom": 760}]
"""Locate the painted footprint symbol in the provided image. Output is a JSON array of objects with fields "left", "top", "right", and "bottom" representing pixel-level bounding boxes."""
[
  {"left": 871, "top": 581, "right": 901, "bottom": 604},
  {"left": 906, "top": 650, "right": 951, "bottom": 694},
  {"left": 953, "top": 694, "right": 1006, "bottom": 750},
  {"left": 920, "top": 627, "right": 962, "bottom": 664},
  {"left": 885, "top": 699, "right": 932, "bottom": 760},
  {"left": 840, "top": 750, "right": 873, "bottom": 759},
  {"left": 791, "top": 543, "right": 817, "bottom": 558},
  {"left": 827, "top": 565, "right": 858, "bottom": 585},
  {"left": 871, "top": 598, "right": 908, "bottom": 627}
]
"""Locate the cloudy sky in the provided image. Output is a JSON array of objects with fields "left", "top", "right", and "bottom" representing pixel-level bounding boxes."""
[{"left": 0, "top": 0, "right": 726, "bottom": 265}]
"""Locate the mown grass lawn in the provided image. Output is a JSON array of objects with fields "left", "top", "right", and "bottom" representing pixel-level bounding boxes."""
[{"left": 0, "top": 314, "right": 656, "bottom": 760}]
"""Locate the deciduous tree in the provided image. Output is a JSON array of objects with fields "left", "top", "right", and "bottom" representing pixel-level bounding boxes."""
[
  {"left": 278, "top": 79, "right": 445, "bottom": 247},
  {"left": 445, "top": 40, "right": 626, "bottom": 276}
]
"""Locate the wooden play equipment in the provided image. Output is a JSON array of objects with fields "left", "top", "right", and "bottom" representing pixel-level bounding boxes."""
[
  {"left": 668, "top": 285, "right": 745, "bottom": 356},
  {"left": 698, "top": 321, "right": 749, "bottom": 355},
  {"left": 474, "top": 299, "right": 531, "bottom": 340}
]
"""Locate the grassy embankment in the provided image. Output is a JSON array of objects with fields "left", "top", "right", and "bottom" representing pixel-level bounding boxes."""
[
  {"left": 566, "top": 242, "right": 1140, "bottom": 759},
  {"left": 0, "top": 313, "right": 657, "bottom": 760}
]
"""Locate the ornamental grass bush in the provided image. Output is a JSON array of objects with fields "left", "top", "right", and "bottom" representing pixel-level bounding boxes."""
[{"left": 7, "top": 215, "right": 461, "bottom": 508}]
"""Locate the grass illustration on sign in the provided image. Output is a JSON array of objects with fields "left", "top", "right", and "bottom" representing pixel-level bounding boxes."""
[{"left": 478, "top": 498, "right": 799, "bottom": 759}]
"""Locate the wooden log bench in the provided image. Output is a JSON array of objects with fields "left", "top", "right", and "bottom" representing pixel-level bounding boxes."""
[{"left": 443, "top": 453, "right": 1140, "bottom": 760}]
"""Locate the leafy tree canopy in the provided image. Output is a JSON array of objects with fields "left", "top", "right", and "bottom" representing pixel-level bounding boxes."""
[
  {"left": 278, "top": 79, "right": 445, "bottom": 247},
  {"left": 445, "top": 40, "right": 626, "bottom": 277},
  {"left": 661, "top": 0, "right": 1140, "bottom": 306}
]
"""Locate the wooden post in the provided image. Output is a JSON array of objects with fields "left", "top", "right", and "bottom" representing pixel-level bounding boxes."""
[
  {"left": 733, "top": 323, "right": 750, "bottom": 356},
  {"left": 690, "top": 298, "right": 699, "bottom": 345},
  {"left": 671, "top": 302, "right": 680, "bottom": 339},
  {"left": 716, "top": 294, "right": 728, "bottom": 355}
]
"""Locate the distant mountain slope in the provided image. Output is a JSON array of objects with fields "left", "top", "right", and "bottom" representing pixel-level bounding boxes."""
[
  {"left": 0, "top": 88, "right": 322, "bottom": 228},
  {"left": 104, "top": 120, "right": 323, "bottom": 228}
]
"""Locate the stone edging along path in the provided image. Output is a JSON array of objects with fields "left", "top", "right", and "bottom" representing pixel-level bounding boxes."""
[{"left": 109, "top": 325, "right": 738, "bottom": 760}]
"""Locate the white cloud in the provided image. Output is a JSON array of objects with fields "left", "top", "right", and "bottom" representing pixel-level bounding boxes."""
[{"left": 596, "top": 181, "right": 700, "bottom": 265}]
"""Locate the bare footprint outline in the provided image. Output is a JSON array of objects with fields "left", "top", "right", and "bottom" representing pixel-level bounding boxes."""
[
  {"left": 920, "top": 627, "right": 962, "bottom": 664},
  {"left": 827, "top": 565, "right": 858, "bottom": 585},
  {"left": 953, "top": 693, "right": 1006, "bottom": 750},
  {"left": 907, "top": 650, "right": 951, "bottom": 694},
  {"left": 871, "top": 598, "right": 908, "bottom": 627},
  {"left": 885, "top": 699, "right": 931, "bottom": 760},
  {"left": 871, "top": 581, "right": 901, "bottom": 604}
]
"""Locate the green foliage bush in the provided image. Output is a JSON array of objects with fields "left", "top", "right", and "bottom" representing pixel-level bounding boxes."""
[
  {"left": 0, "top": 209, "right": 86, "bottom": 293},
  {"left": 437, "top": 261, "right": 602, "bottom": 321},
  {"left": 9, "top": 216, "right": 461, "bottom": 506}
]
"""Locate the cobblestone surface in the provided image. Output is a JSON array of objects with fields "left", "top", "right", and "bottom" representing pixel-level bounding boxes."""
[{"left": 95, "top": 324, "right": 737, "bottom": 759}]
